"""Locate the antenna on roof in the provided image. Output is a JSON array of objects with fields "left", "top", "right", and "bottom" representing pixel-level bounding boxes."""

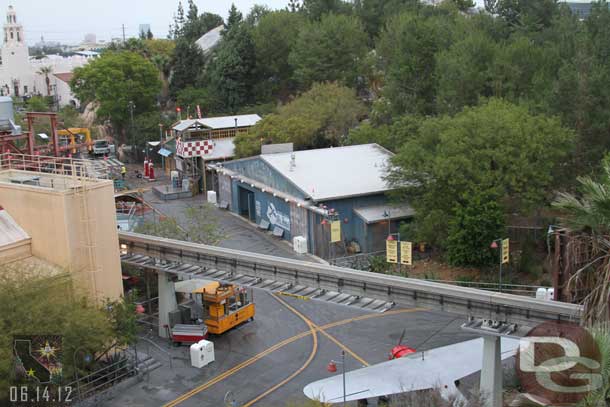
[{"left": 289, "top": 153, "right": 296, "bottom": 171}]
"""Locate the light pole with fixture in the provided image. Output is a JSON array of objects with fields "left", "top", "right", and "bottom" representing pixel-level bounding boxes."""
[{"left": 490, "top": 238, "right": 509, "bottom": 292}]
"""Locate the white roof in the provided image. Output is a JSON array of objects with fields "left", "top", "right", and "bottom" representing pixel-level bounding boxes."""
[
  {"left": 173, "top": 114, "right": 262, "bottom": 132},
  {"left": 195, "top": 25, "right": 224, "bottom": 54},
  {"left": 261, "top": 144, "right": 393, "bottom": 201},
  {"left": 200, "top": 114, "right": 261, "bottom": 130},
  {"left": 0, "top": 207, "right": 29, "bottom": 247}
]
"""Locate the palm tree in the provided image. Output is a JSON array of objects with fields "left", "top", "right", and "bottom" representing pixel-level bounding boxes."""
[
  {"left": 553, "top": 162, "right": 610, "bottom": 325},
  {"left": 37, "top": 66, "right": 53, "bottom": 96}
]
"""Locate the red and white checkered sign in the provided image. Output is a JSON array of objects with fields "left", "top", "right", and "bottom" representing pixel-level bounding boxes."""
[{"left": 176, "top": 139, "right": 214, "bottom": 158}]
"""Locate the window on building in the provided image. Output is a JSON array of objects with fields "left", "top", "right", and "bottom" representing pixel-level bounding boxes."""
[
  {"left": 10, "top": 30, "right": 13, "bottom": 40},
  {"left": 16, "top": 31, "right": 19, "bottom": 42},
  {"left": 23, "top": 85, "right": 27, "bottom": 94}
]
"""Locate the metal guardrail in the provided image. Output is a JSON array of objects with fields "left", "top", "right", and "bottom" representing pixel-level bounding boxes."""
[
  {"left": 0, "top": 152, "right": 111, "bottom": 179},
  {"left": 118, "top": 232, "right": 583, "bottom": 327}
]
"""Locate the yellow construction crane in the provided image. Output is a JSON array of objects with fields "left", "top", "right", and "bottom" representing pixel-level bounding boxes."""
[{"left": 57, "top": 128, "right": 92, "bottom": 154}]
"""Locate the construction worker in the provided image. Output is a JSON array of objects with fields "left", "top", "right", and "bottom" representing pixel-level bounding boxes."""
[{"left": 121, "top": 165, "right": 127, "bottom": 179}]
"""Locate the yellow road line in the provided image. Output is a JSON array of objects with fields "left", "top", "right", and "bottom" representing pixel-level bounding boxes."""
[
  {"left": 241, "top": 294, "right": 318, "bottom": 407},
  {"left": 163, "top": 306, "right": 426, "bottom": 407}
]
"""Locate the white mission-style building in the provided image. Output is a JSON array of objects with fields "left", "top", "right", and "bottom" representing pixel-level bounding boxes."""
[{"left": 0, "top": 5, "right": 95, "bottom": 106}]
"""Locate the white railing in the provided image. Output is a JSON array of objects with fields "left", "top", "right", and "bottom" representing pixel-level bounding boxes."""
[{"left": 0, "top": 152, "right": 111, "bottom": 181}]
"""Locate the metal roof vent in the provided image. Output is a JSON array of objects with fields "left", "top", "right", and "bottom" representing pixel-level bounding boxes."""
[{"left": 289, "top": 153, "right": 296, "bottom": 171}]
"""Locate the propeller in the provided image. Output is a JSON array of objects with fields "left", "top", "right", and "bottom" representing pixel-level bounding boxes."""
[{"left": 396, "top": 328, "right": 406, "bottom": 347}]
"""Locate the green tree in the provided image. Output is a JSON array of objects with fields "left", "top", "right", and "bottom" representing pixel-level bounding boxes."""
[
  {"left": 235, "top": 82, "right": 365, "bottom": 157},
  {"left": 245, "top": 4, "right": 271, "bottom": 26},
  {"left": 446, "top": 189, "right": 505, "bottom": 267},
  {"left": 389, "top": 99, "right": 574, "bottom": 249},
  {"left": 176, "top": 86, "right": 216, "bottom": 114},
  {"left": 71, "top": 51, "right": 161, "bottom": 139},
  {"left": 354, "top": 0, "right": 421, "bottom": 40},
  {"left": 226, "top": 3, "right": 243, "bottom": 30},
  {"left": 346, "top": 115, "right": 422, "bottom": 152},
  {"left": 484, "top": 0, "right": 559, "bottom": 31},
  {"left": 435, "top": 31, "right": 496, "bottom": 114},
  {"left": 26, "top": 96, "right": 51, "bottom": 112},
  {"left": 170, "top": 39, "right": 205, "bottom": 97},
  {"left": 252, "top": 11, "right": 305, "bottom": 98},
  {"left": 206, "top": 24, "right": 257, "bottom": 112},
  {"left": 553, "top": 160, "right": 610, "bottom": 324},
  {"left": 449, "top": 0, "right": 475, "bottom": 11},
  {"left": 134, "top": 204, "right": 223, "bottom": 244},
  {"left": 301, "top": 0, "right": 351, "bottom": 20},
  {"left": 289, "top": 14, "right": 368, "bottom": 89},
  {"left": 377, "top": 10, "right": 457, "bottom": 115},
  {"left": 36, "top": 66, "right": 53, "bottom": 97}
]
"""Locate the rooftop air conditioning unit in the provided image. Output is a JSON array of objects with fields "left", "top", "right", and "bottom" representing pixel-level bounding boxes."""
[{"left": 293, "top": 236, "right": 308, "bottom": 254}]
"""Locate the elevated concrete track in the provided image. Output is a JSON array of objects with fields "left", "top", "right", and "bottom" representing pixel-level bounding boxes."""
[{"left": 119, "top": 232, "right": 582, "bottom": 327}]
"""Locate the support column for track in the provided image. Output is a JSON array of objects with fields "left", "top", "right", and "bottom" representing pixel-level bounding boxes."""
[
  {"left": 158, "top": 270, "right": 178, "bottom": 338},
  {"left": 480, "top": 335, "right": 502, "bottom": 407}
]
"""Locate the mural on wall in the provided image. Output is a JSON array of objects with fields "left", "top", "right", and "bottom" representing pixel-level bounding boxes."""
[
  {"left": 266, "top": 202, "right": 291, "bottom": 230},
  {"left": 255, "top": 200, "right": 261, "bottom": 218}
]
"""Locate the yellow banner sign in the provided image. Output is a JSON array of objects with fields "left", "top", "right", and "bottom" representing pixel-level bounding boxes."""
[
  {"left": 330, "top": 221, "right": 341, "bottom": 243},
  {"left": 386, "top": 240, "right": 398, "bottom": 264},
  {"left": 400, "top": 241, "right": 412, "bottom": 265},
  {"left": 502, "top": 238, "right": 509, "bottom": 264}
]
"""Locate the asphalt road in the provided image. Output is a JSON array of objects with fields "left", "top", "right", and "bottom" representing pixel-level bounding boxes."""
[
  {"left": 142, "top": 192, "right": 313, "bottom": 261},
  {"left": 101, "top": 290, "right": 477, "bottom": 407}
]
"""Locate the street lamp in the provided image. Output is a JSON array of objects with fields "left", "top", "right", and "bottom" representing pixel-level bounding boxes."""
[{"left": 326, "top": 350, "right": 346, "bottom": 406}]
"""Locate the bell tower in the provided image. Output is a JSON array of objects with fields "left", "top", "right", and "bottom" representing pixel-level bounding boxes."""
[
  {"left": 4, "top": 5, "right": 24, "bottom": 46},
  {"left": 0, "top": 5, "right": 31, "bottom": 96}
]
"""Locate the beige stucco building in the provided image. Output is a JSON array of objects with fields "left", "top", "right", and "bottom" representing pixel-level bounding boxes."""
[{"left": 0, "top": 154, "right": 123, "bottom": 301}]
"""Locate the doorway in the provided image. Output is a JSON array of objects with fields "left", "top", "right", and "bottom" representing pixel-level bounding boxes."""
[{"left": 238, "top": 186, "right": 255, "bottom": 222}]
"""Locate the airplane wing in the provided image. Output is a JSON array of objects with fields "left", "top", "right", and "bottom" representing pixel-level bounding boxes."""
[{"left": 303, "top": 337, "right": 519, "bottom": 403}]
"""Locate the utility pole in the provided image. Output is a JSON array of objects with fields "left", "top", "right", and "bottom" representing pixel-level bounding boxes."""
[
  {"left": 122, "top": 24, "right": 126, "bottom": 42},
  {"left": 128, "top": 101, "right": 135, "bottom": 160}
]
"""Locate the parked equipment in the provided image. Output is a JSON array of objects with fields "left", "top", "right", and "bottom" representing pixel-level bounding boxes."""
[
  {"left": 195, "top": 281, "right": 255, "bottom": 335},
  {"left": 171, "top": 324, "right": 208, "bottom": 345},
  {"left": 57, "top": 128, "right": 92, "bottom": 154}
]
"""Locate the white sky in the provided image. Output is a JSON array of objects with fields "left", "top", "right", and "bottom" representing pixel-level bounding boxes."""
[
  {"left": 6, "top": 0, "right": 289, "bottom": 45},
  {"left": 9, "top": 0, "right": 488, "bottom": 46}
]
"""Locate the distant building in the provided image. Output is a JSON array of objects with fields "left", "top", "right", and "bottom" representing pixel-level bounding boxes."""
[
  {"left": 83, "top": 33, "right": 96, "bottom": 45},
  {"left": 156, "top": 114, "right": 261, "bottom": 198},
  {"left": 0, "top": 5, "right": 92, "bottom": 106},
  {"left": 212, "top": 144, "right": 414, "bottom": 258},
  {"left": 139, "top": 24, "right": 151, "bottom": 37},
  {"left": 560, "top": 0, "right": 610, "bottom": 18}
]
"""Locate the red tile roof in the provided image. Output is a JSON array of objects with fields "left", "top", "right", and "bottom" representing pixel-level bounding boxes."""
[{"left": 53, "top": 72, "right": 74, "bottom": 83}]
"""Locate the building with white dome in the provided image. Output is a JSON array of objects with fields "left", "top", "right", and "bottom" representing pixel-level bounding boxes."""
[{"left": 0, "top": 5, "right": 95, "bottom": 107}]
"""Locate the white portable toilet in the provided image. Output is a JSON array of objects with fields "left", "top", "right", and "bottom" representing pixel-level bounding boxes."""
[
  {"left": 190, "top": 339, "right": 215, "bottom": 368},
  {"left": 207, "top": 190, "right": 217, "bottom": 205},
  {"left": 536, "top": 288, "right": 547, "bottom": 301}
]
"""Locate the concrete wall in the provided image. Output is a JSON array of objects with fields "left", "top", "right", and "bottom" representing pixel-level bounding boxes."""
[{"left": 0, "top": 177, "right": 123, "bottom": 300}]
